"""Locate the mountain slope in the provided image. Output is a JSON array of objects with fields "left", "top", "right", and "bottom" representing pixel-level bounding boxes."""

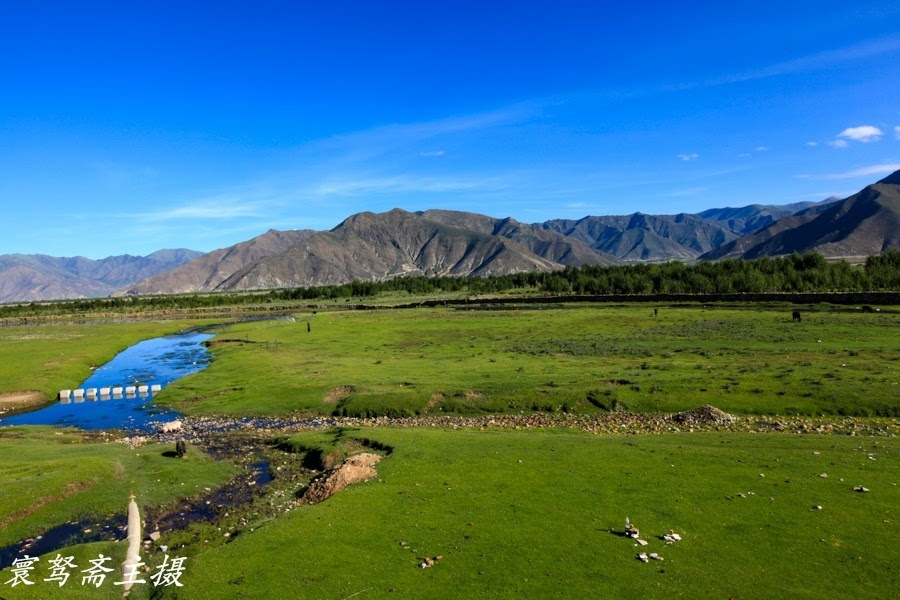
[
  {"left": 416, "top": 209, "right": 617, "bottom": 266},
  {"left": 701, "top": 172, "right": 900, "bottom": 260},
  {"left": 536, "top": 212, "right": 738, "bottom": 261},
  {"left": 0, "top": 249, "right": 203, "bottom": 303},
  {"left": 216, "top": 209, "right": 563, "bottom": 291},
  {"left": 119, "top": 229, "right": 316, "bottom": 296}
]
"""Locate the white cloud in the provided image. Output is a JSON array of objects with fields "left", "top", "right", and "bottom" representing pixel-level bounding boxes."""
[
  {"left": 895, "top": 125, "right": 900, "bottom": 140},
  {"left": 677, "top": 153, "right": 699, "bottom": 161},
  {"left": 755, "top": 146, "right": 768, "bottom": 152},
  {"left": 805, "top": 141, "right": 818, "bottom": 147},
  {"left": 420, "top": 150, "right": 445, "bottom": 157},
  {"left": 823, "top": 163, "right": 900, "bottom": 179},
  {"left": 828, "top": 139, "right": 849, "bottom": 148},
  {"left": 837, "top": 125, "right": 884, "bottom": 143},
  {"left": 738, "top": 152, "right": 751, "bottom": 158}
]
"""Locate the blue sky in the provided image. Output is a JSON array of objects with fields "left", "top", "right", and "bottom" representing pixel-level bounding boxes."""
[{"left": 1, "top": 1, "right": 899, "bottom": 259}]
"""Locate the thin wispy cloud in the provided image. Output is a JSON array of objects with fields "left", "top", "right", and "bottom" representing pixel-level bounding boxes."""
[
  {"left": 420, "top": 150, "right": 445, "bottom": 157},
  {"left": 806, "top": 141, "right": 818, "bottom": 147},
  {"left": 132, "top": 196, "right": 273, "bottom": 221},
  {"left": 828, "top": 139, "right": 849, "bottom": 148},
  {"left": 895, "top": 126, "right": 900, "bottom": 140},
  {"left": 310, "top": 103, "right": 539, "bottom": 162},
  {"left": 754, "top": 146, "right": 768, "bottom": 152},
  {"left": 677, "top": 153, "right": 699, "bottom": 161},
  {"left": 823, "top": 163, "right": 900, "bottom": 179},
  {"left": 710, "top": 35, "right": 900, "bottom": 85},
  {"left": 311, "top": 174, "right": 508, "bottom": 197}
]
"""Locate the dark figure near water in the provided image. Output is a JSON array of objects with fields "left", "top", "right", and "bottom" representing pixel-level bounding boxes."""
[
  {"left": 176, "top": 440, "right": 187, "bottom": 458},
  {"left": 862, "top": 305, "right": 875, "bottom": 313},
  {"left": 307, "top": 322, "right": 311, "bottom": 333},
  {"left": 792, "top": 311, "right": 802, "bottom": 322}
]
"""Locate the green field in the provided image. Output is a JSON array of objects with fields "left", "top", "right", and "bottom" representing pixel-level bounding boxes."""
[
  {"left": 1, "top": 303, "right": 898, "bottom": 599},
  {"left": 160, "top": 304, "right": 900, "bottom": 417},
  {"left": 6, "top": 427, "right": 895, "bottom": 599}
]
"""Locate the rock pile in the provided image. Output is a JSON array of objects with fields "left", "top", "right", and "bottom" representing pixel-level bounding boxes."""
[{"left": 669, "top": 405, "right": 735, "bottom": 426}]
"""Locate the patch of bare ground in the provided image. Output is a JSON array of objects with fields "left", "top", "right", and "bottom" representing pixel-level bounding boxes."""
[
  {"left": 428, "top": 392, "right": 446, "bottom": 408},
  {"left": 464, "top": 390, "right": 483, "bottom": 400},
  {"left": 298, "top": 453, "right": 382, "bottom": 505},
  {"left": 0, "top": 481, "right": 93, "bottom": 528},
  {"left": 0, "top": 390, "right": 45, "bottom": 414},
  {"left": 324, "top": 385, "right": 353, "bottom": 404}
]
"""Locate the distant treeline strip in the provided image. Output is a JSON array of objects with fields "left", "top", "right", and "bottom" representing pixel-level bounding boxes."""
[{"left": 2, "top": 251, "right": 898, "bottom": 318}]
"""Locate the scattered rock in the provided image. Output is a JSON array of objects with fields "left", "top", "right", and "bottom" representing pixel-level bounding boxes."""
[
  {"left": 635, "top": 539, "right": 648, "bottom": 546},
  {"left": 637, "top": 553, "right": 649, "bottom": 563},
  {"left": 649, "top": 553, "right": 664, "bottom": 561},
  {"left": 624, "top": 517, "right": 639, "bottom": 539},
  {"left": 661, "top": 531, "right": 681, "bottom": 543},
  {"left": 853, "top": 486, "right": 870, "bottom": 493},
  {"left": 819, "top": 473, "right": 828, "bottom": 478},
  {"left": 148, "top": 531, "right": 160, "bottom": 542}
]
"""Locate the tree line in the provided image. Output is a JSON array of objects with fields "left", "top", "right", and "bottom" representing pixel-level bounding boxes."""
[{"left": 1, "top": 251, "right": 898, "bottom": 318}]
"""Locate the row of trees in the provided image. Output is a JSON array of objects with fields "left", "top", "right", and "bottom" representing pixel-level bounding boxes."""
[{"left": 2, "top": 251, "right": 898, "bottom": 318}]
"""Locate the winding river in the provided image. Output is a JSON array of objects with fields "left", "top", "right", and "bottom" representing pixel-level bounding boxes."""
[{"left": 0, "top": 331, "right": 213, "bottom": 431}]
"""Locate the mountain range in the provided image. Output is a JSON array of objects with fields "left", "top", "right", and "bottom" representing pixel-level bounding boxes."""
[
  {"left": 0, "top": 249, "right": 202, "bottom": 303},
  {"left": 3, "top": 171, "right": 898, "bottom": 302}
]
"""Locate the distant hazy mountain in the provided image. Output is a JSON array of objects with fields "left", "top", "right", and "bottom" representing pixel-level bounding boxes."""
[
  {"left": 0, "top": 249, "right": 202, "bottom": 303},
  {"left": 697, "top": 197, "right": 841, "bottom": 236},
  {"left": 535, "top": 198, "right": 842, "bottom": 262},
  {"left": 701, "top": 172, "right": 899, "bottom": 260},
  {"left": 119, "top": 229, "right": 317, "bottom": 296}
]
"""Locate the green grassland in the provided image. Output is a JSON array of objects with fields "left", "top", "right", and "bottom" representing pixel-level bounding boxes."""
[
  {"left": 2, "top": 303, "right": 898, "bottom": 599},
  {"left": 0, "top": 427, "right": 236, "bottom": 549},
  {"left": 5, "top": 427, "right": 897, "bottom": 599},
  {"left": 159, "top": 304, "right": 900, "bottom": 418},
  {"left": 0, "top": 319, "right": 215, "bottom": 410}
]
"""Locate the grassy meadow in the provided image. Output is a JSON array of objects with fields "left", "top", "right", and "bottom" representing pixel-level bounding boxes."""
[
  {"left": 1, "top": 302, "right": 898, "bottom": 599},
  {"left": 7, "top": 427, "right": 894, "bottom": 600},
  {"left": 160, "top": 304, "right": 900, "bottom": 417},
  {"left": 0, "top": 427, "right": 236, "bottom": 549}
]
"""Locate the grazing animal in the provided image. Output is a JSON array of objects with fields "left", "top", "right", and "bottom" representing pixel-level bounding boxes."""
[
  {"left": 176, "top": 440, "right": 187, "bottom": 458},
  {"left": 862, "top": 305, "right": 874, "bottom": 313},
  {"left": 792, "top": 311, "right": 801, "bottom": 322},
  {"left": 307, "top": 322, "right": 311, "bottom": 333}
]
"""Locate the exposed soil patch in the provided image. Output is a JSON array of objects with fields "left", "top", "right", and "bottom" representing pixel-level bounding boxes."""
[
  {"left": 0, "top": 390, "right": 44, "bottom": 406},
  {"left": 464, "top": 390, "right": 483, "bottom": 400},
  {"left": 428, "top": 392, "right": 446, "bottom": 408},
  {"left": 324, "top": 385, "right": 353, "bottom": 404},
  {"left": 298, "top": 453, "right": 382, "bottom": 505}
]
